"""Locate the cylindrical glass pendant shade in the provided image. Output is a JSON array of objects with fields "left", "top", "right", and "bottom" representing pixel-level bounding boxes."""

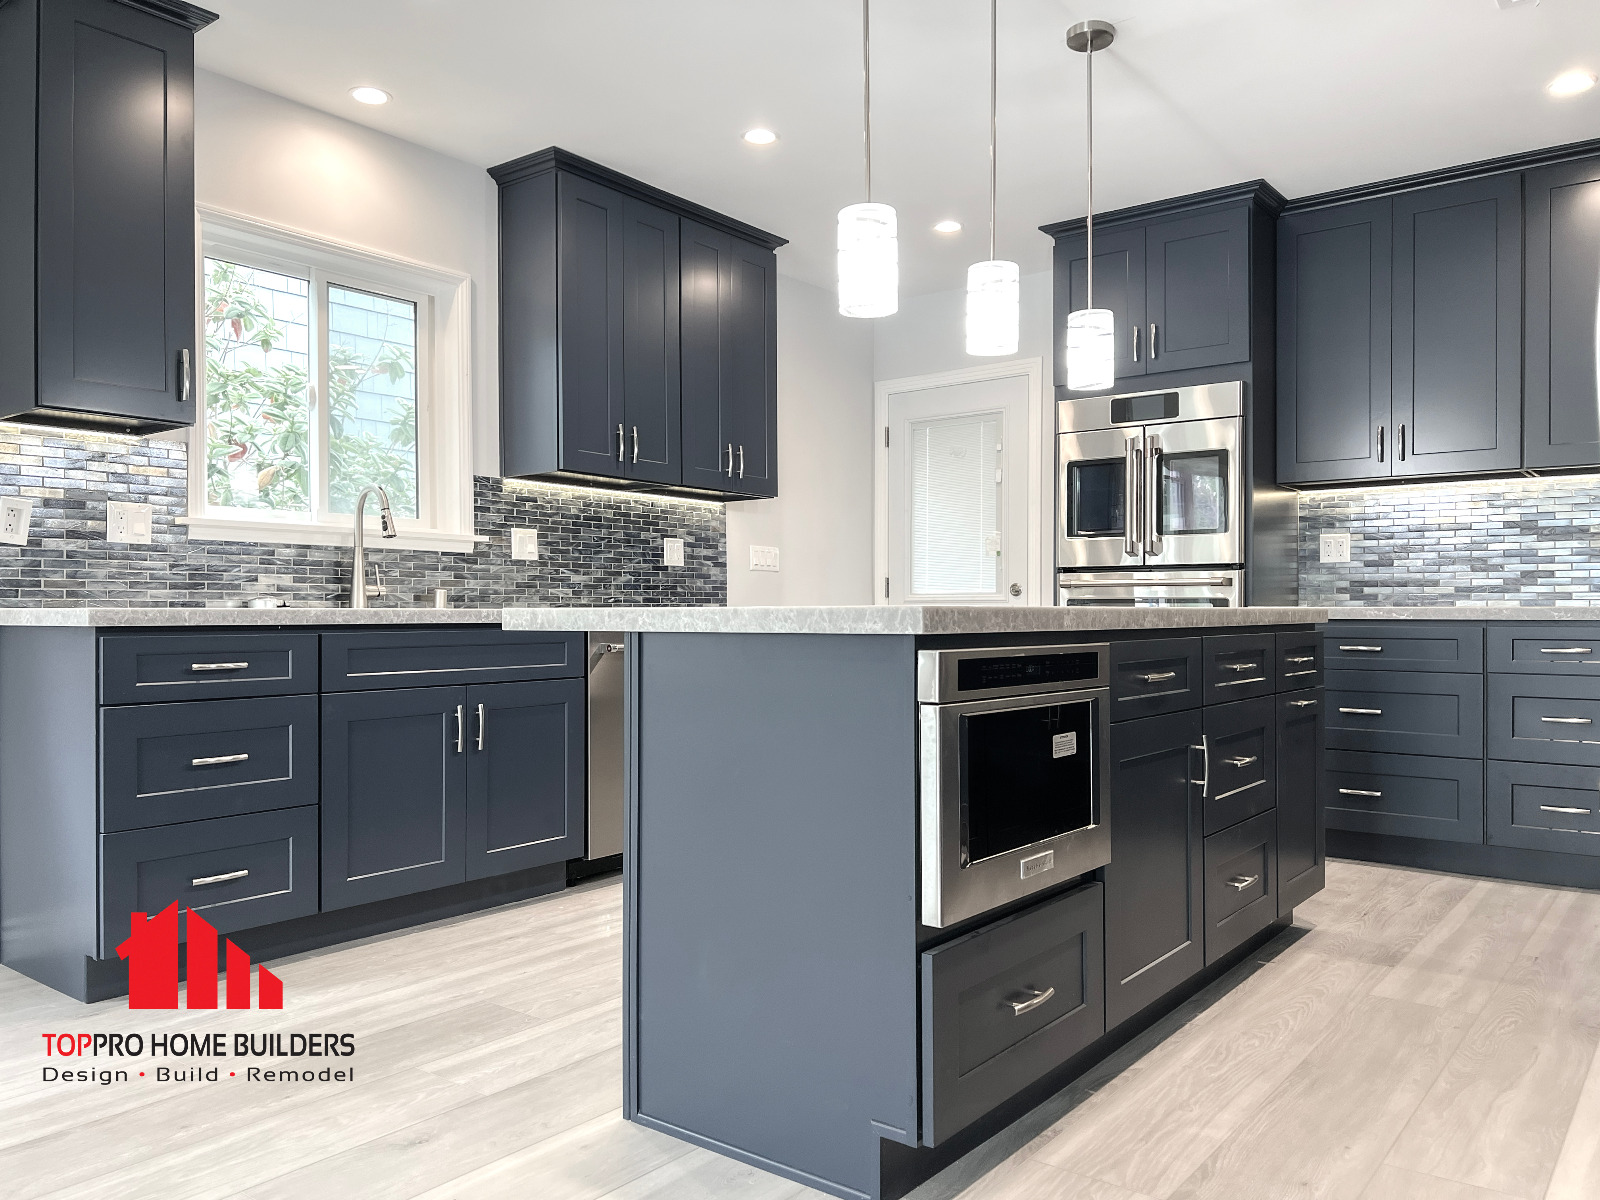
[
  {"left": 1065, "top": 307, "right": 1116, "bottom": 391},
  {"left": 837, "top": 202, "right": 899, "bottom": 318},
  {"left": 964, "top": 260, "right": 1020, "bottom": 356}
]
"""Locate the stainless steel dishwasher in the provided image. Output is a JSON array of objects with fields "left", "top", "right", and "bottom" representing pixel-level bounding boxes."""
[{"left": 584, "top": 632, "right": 626, "bottom": 864}]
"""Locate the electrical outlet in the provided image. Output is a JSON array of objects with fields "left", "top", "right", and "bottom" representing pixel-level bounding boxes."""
[
  {"left": 662, "top": 537, "right": 685, "bottom": 567},
  {"left": 0, "top": 497, "right": 32, "bottom": 546},
  {"left": 1319, "top": 532, "right": 1351, "bottom": 564},
  {"left": 749, "top": 545, "right": 780, "bottom": 572},
  {"left": 511, "top": 529, "right": 540, "bottom": 561},
  {"left": 107, "top": 501, "right": 153, "bottom": 545}
]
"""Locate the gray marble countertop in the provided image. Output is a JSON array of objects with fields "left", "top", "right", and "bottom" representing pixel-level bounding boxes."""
[
  {"left": 0, "top": 607, "right": 506, "bottom": 627},
  {"left": 500, "top": 605, "right": 1326, "bottom": 635},
  {"left": 1324, "top": 605, "right": 1600, "bottom": 621}
]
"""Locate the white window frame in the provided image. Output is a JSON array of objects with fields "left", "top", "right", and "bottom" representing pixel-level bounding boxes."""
[{"left": 183, "top": 206, "right": 480, "bottom": 553}]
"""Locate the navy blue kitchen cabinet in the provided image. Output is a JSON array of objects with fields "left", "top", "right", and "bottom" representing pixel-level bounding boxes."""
[
  {"left": 1054, "top": 225, "right": 1146, "bottom": 384},
  {"left": 1525, "top": 154, "right": 1600, "bottom": 469},
  {"left": 492, "top": 147, "right": 783, "bottom": 500},
  {"left": 1276, "top": 690, "right": 1325, "bottom": 914},
  {"left": 0, "top": 0, "right": 216, "bottom": 434}
]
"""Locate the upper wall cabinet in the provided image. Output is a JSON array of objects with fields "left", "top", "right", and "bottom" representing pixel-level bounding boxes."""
[
  {"left": 0, "top": 0, "right": 217, "bottom": 434},
  {"left": 1045, "top": 184, "right": 1278, "bottom": 395},
  {"left": 1525, "top": 155, "right": 1600, "bottom": 470},
  {"left": 1277, "top": 175, "right": 1521, "bottom": 485},
  {"left": 492, "top": 148, "right": 784, "bottom": 501}
]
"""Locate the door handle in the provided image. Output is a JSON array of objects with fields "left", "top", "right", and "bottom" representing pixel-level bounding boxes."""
[
  {"left": 1541, "top": 716, "right": 1593, "bottom": 725},
  {"left": 454, "top": 704, "right": 465, "bottom": 754},
  {"left": 1131, "top": 323, "right": 1139, "bottom": 363},
  {"left": 1540, "top": 647, "right": 1594, "bottom": 655},
  {"left": 1189, "top": 737, "right": 1209, "bottom": 791},
  {"left": 1377, "top": 425, "right": 1385, "bottom": 464},
  {"left": 726, "top": 443, "right": 734, "bottom": 477},
  {"left": 1541, "top": 805, "right": 1593, "bottom": 815},
  {"left": 738, "top": 445, "right": 746, "bottom": 479},
  {"left": 191, "top": 753, "right": 249, "bottom": 767},
  {"left": 1338, "top": 645, "right": 1384, "bottom": 653},
  {"left": 190, "top": 662, "right": 249, "bottom": 672},
  {"left": 1224, "top": 755, "right": 1258, "bottom": 768},
  {"left": 1224, "top": 874, "right": 1259, "bottom": 892},
  {"left": 476, "top": 702, "right": 486, "bottom": 751},
  {"left": 1149, "top": 323, "right": 1158, "bottom": 359},
  {"left": 1286, "top": 654, "right": 1315, "bottom": 664},
  {"left": 1144, "top": 433, "right": 1163, "bottom": 556},
  {"left": 1123, "top": 437, "right": 1141, "bottom": 559},
  {"left": 1138, "top": 670, "right": 1177, "bottom": 683},
  {"left": 191, "top": 869, "right": 248, "bottom": 887},
  {"left": 1340, "top": 707, "right": 1383, "bottom": 715},
  {"left": 631, "top": 426, "right": 639, "bottom": 464},
  {"left": 1222, "top": 661, "right": 1261, "bottom": 672},
  {"left": 1339, "top": 787, "right": 1383, "bottom": 797},
  {"left": 1288, "top": 698, "right": 1319, "bottom": 708},
  {"left": 1398, "top": 423, "right": 1407, "bottom": 462},
  {"left": 1007, "top": 986, "right": 1056, "bottom": 1016},
  {"left": 617, "top": 424, "right": 625, "bottom": 462},
  {"left": 179, "top": 348, "right": 192, "bottom": 406}
]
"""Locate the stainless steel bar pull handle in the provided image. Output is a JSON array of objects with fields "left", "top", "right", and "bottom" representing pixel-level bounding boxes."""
[
  {"left": 1339, "top": 645, "right": 1384, "bottom": 653},
  {"left": 1340, "top": 707, "right": 1383, "bottom": 715},
  {"left": 726, "top": 444, "right": 734, "bottom": 476},
  {"left": 1149, "top": 323, "right": 1158, "bottom": 358},
  {"left": 1541, "top": 805, "right": 1593, "bottom": 815},
  {"left": 1222, "top": 661, "right": 1259, "bottom": 672},
  {"left": 1542, "top": 716, "right": 1593, "bottom": 725},
  {"left": 1123, "top": 438, "right": 1141, "bottom": 559},
  {"left": 1286, "top": 654, "right": 1316, "bottom": 664},
  {"left": 1377, "top": 425, "right": 1385, "bottom": 463},
  {"left": 1139, "top": 670, "right": 1177, "bottom": 683},
  {"left": 1540, "top": 648, "right": 1594, "bottom": 655},
  {"left": 738, "top": 445, "right": 746, "bottom": 479},
  {"left": 617, "top": 424, "right": 625, "bottom": 462},
  {"left": 190, "top": 662, "right": 249, "bottom": 672},
  {"left": 1190, "top": 738, "right": 1210, "bottom": 790},
  {"left": 1224, "top": 755, "right": 1258, "bottom": 768},
  {"left": 476, "top": 702, "right": 486, "bottom": 751},
  {"left": 192, "top": 869, "right": 248, "bottom": 887},
  {"left": 1218, "top": 676, "right": 1268, "bottom": 687},
  {"left": 1131, "top": 324, "right": 1139, "bottom": 362},
  {"left": 1007, "top": 986, "right": 1056, "bottom": 1016},
  {"left": 1289, "top": 699, "right": 1319, "bottom": 708},
  {"left": 454, "top": 704, "right": 465, "bottom": 754},
  {"left": 1339, "top": 788, "right": 1383, "bottom": 797},
  {"left": 180, "top": 348, "right": 192, "bottom": 405},
  {"left": 1144, "top": 434, "right": 1163, "bottom": 556},
  {"left": 631, "top": 427, "right": 639, "bottom": 464},
  {"left": 1398, "top": 423, "right": 1407, "bottom": 461},
  {"left": 1225, "top": 874, "right": 1259, "bottom": 891},
  {"left": 191, "top": 753, "right": 249, "bottom": 767}
]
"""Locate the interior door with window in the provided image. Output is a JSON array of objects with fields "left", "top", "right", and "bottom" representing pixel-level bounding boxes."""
[{"left": 883, "top": 374, "right": 1032, "bottom": 605}]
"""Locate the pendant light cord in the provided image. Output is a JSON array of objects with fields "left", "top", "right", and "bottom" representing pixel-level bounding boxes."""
[
  {"left": 1085, "top": 36, "right": 1095, "bottom": 309},
  {"left": 863, "top": 0, "right": 873, "bottom": 202},
  {"left": 988, "top": 0, "right": 998, "bottom": 264}
]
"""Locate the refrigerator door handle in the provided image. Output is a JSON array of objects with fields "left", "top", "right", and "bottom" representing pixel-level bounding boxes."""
[
  {"left": 1123, "top": 435, "right": 1142, "bottom": 561},
  {"left": 1144, "top": 432, "right": 1164, "bottom": 558}
]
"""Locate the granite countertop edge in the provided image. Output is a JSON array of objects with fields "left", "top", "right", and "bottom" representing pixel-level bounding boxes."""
[{"left": 0, "top": 607, "right": 508, "bottom": 628}]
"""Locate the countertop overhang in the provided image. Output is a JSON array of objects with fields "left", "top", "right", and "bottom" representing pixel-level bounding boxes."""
[{"left": 0, "top": 607, "right": 507, "bottom": 627}]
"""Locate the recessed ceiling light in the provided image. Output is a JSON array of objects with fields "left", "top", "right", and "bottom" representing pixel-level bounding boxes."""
[
  {"left": 743, "top": 128, "right": 778, "bottom": 145},
  {"left": 933, "top": 220, "right": 963, "bottom": 234},
  {"left": 349, "top": 86, "right": 391, "bottom": 106},
  {"left": 1548, "top": 70, "right": 1597, "bottom": 97}
]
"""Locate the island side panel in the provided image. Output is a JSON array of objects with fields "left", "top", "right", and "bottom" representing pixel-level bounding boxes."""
[{"left": 628, "top": 632, "right": 920, "bottom": 1200}]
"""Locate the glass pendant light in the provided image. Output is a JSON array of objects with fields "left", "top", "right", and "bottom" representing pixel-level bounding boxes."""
[
  {"left": 1064, "top": 20, "right": 1116, "bottom": 391},
  {"left": 965, "top": 0, "right": 1019, "bottom": 356},
  {"left": 838, "top": 0, "right": 898, "bottom": 317}
]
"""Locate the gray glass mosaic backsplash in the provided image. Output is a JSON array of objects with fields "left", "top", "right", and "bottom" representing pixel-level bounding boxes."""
[
  {"left": 1299, "top": 475, "right": 1600, "bottom": 606},
  {"left": 0, "top": 425, "right": 725, "bottom": 607}
]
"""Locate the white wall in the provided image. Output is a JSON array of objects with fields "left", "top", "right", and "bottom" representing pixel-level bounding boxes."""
[
  {"left": 873, "top": 270, "right": 1053, "bottom": 384},
  {"left": 193, "top": 71, "right": 502, "bottom": 475},
  {"left": 725, "top": 276, "right": 876, "bottom": 606}
]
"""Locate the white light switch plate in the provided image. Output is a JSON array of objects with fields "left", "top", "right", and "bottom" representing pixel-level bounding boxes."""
[
  {"left": 107, "top": 501, "right": 153, "bottom": 545},
  {"left": 0, "top": 497, "right": 32, "bottom": 546},
  {"left": 749, "top": 545, "right": 780, "bottom": 572},
  {"left": 662, "top": 537, "right": 685, "bottom": 567},
  {"left": 1320, "top": 532, "right": 1351, "bottom": 563},
  {"left": 511, "top": 529, "right": 540, "bottom": 561}
]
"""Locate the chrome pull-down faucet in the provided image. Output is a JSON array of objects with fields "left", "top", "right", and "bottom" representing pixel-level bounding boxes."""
[{"left": 350, "top": 485, "right": 396, "bottom": 609}]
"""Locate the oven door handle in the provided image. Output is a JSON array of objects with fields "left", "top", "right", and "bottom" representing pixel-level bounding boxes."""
[
  {"left": 1144, "top": 432, "right": 1163, "bottom": 557},
  {"left": 1189, "top": 736, "right": 1209, "bottom": 793},
  {"left": 1124, "top": 436, "right": 1142, "bottom": 560}
]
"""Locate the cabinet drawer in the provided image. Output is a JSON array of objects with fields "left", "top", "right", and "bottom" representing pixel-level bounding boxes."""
[
  {"left": 1203, "top": 696, "right": 1277, "bottom": 836},
  {"left": 1488, "top": 759, "right": 1600, "bottom": 857},
  {"left": 1202, "top": 634, "right": 1275, "bottom": 705},
  {"left": 1109, "top": 637, "right": 1201, "bottom": 720},
  {"left": 1488, "top": 624, "right": 1600, "bottom": 676},
  {"left": 99, "top": 806, "right": 318, "bottom": 958},
  {"left": 1204, "top": 809, "right": 1277, "bottom": 964},
  {"left": 1275, "top": 632, "right": 1323, "bottom": 692},
  {"left": 100, "top": 633, "right": 319, "bottom": 704},
  {"left": 320, "top": 630, "right": 585, "bottom": 691},
  {"left": 1488, "top": 674, "right": 1600, "bottom": 767},
  {"left": 1325, "top": 750, "right": 1484, "bottom": 843},
  {"left": 1325, "top": 669, "right": 1483, "bottom": 758},
  {"left": 100, "top": 696, "right": 319, "bottom": 832},
  {"left": 1323, "top": 624, "right": 1484, "bottom": 673},
  {"left": 920, "top": 882, "right": 1104, "bottom": 1147}
]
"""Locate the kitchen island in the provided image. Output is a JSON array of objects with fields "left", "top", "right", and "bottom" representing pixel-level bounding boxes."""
[{"left": 503, "top": 604, "right": 1329, "bottom": 1200}]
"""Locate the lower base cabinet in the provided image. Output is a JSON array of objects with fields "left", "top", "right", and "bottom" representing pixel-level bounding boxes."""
[
  {"left": 1104, "top": 710, "right": 1203, "bottom": 1030},
  {"left": 1204, "top": 809, "right": 1278, "bottom": 964},
  {"left": 920, "top": 882, "right": 1105, "bottom": 1147},
  {"left": 1325, "top": 750, "right": 1485, "bottom": 843},
  {"left": 1487, "top": 759, "right": 1600, "bottom": 856},
  {"left": 1277, "top": 690, "right": 1326, "bottom": 914}
]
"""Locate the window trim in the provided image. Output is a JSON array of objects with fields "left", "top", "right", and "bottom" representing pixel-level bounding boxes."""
[{"left": 184, "top": 207, "right": 482, "bottom": 553}]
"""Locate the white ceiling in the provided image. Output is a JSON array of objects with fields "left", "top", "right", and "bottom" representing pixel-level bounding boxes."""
[{"left": 195, "top": 0, "right": 1600, "bottom": 297}]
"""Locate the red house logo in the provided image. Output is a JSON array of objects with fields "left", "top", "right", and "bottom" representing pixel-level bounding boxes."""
[{"left": 116, "top": 902, "right": 283, "bottom": 1010}]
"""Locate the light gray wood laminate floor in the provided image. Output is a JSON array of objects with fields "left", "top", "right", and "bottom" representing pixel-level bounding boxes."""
[{"left": 3, "top": 860, "right": 1598, "bottom": 1200}]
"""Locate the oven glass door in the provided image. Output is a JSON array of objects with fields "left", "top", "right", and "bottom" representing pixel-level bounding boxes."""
[
  {"left": 960, "top": 697, "right": 1096, "bottom": 865},
  {"left": 1058, "top": 428, "right": 1143, "bottom": 569},
  {"left": 1145, "top": 417, "right": 1243, "bottom": 567}
]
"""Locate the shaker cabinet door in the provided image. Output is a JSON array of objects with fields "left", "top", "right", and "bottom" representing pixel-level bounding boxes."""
[
  {"left": 620, "top": 197, "right": 681, "bottom": 485},
  {"left": 1056, "top": 225, "right": 1147, "bottom": 387},
  {"left": 679, "top": 219, "right": 733, "bottom": 491},
  {"left": 321, "top": 687, "right": 468, "bottom": 910},
  {"left": 1276, "top": 690, "right": 1325, "bottom": 915},
  {"left": 722, "top": 238, "right": 778, "bottom": 498},
  {"left": 556, "top": 173, "right": 626, "bottom": 478},
  {"left": 1526, "top": 155, "right": 1600, "bottom": 470},
  {"left": 1143, "top": 206, "right": 1251, "bottom": 374}
]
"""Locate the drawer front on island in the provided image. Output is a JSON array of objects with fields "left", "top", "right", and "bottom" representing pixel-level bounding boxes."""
[
  {"left": 1202, "top": 696, "right": 1277, "bottom": 835},
  {"left": 1487, "top": 760, "right": 1600, "bottom": 856},
  {"left": 1202, "top": 633, "right": 1276, "bottom": 706},
  {"left": 100, "top": 696, "right": 319, "bottom": 831},
  {"left": 320, "top": 630, "right": 585, "bottom": 692},
  {"left": 920, "top": 882, "right": 1105, "bottom": 1147},
  {"left": 1275, "top": 632, "right": 1323, "bottom": 692},
  {"left": 99, "top": 806, "right": 319, "bottom": 957},
  {"left": 100, "top": 632, "right": 319, "bottom": 704},
  {"left": 1323, "top": 624, "right": 1484, "bottom": 673},
  {"left": 1325, "top": 750, "right": 1484, "bottom": 842},
  {"left": 1325, "top": 669, "right": 1484, "bottom": 759},
  {"left": 1488, "top": 625, "right": 1600, "bottom": 676},
  {"left": 1109, "top": 637, "right": 1202, "bottom": 720},
  {"left": 1488, "top": 674, "right": 1600, "bottom": 767},
  {"left": 1203, "top": 809, "right": 1278, "bottom": 964}
]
